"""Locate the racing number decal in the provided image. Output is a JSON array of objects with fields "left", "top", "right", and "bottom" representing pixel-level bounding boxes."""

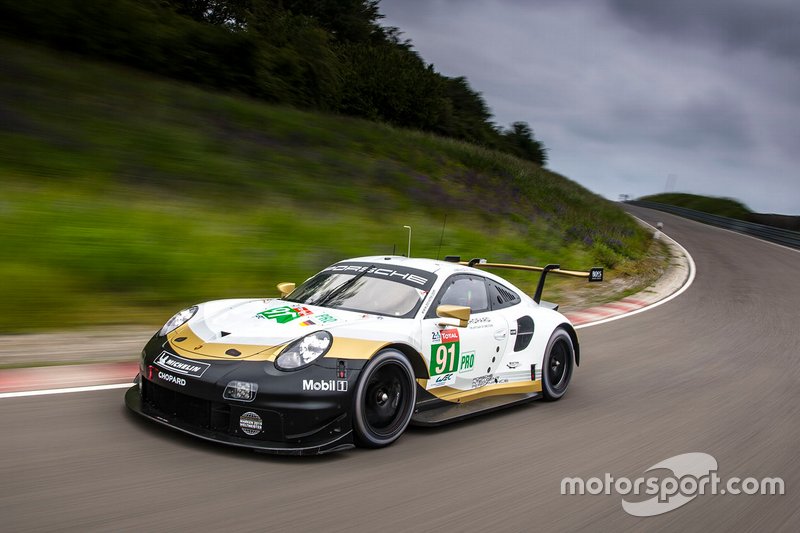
[{"left": 430, "top": 329, "right": 460, "bottom": 376}]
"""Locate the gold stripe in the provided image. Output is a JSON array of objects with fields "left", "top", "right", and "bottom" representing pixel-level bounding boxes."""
[
  {"left": 166, "top": 325, "right": 385, "bottom": 362},
  {"left": 419, "top": 379, "right": 542, "bottom": 403},
  {"left": 324, "top": 337, "right": 389, "bottom": 360},
  {"left": 167, "top": 324, "right": 284, "bottom": 361}
]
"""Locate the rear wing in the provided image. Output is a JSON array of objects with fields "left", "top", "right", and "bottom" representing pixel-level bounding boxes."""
[{"left": 445, "top": 256, "right": 603, "bottom": 304}]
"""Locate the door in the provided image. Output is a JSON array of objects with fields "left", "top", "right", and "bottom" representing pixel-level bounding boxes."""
[{"left": 420, "top": 274, "right": 509, "bottom": 397}]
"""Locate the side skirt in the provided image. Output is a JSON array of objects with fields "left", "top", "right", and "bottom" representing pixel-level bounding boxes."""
[{"left": 410, "top": 390, "right": 540, "bottom": 427}]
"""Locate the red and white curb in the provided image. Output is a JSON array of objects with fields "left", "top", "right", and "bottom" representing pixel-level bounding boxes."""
[
  {"left": 0, "top": 362, "right": 138, "bottom": 398},
  {"left": 564, "top": 297, "right": 649, "bottom": 326}
]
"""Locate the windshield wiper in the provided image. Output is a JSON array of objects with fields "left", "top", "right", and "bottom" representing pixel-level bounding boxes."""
[{"left": 318, "top": 264, "right": 375, "bottom": 307}]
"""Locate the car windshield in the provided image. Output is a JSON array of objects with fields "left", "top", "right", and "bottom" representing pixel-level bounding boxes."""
[{"left": 285, "top": 262, "right": 436, "bottom": 318}]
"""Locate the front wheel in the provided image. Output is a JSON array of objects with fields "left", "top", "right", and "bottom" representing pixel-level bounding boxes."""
[
  {"left": 541, "top": 328, "right": 575, "bottom": 401},
  {"left": 353, "top": 349, "right": 416, "bottom": 448}
]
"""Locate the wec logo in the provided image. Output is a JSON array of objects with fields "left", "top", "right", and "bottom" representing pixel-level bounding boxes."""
[{"left": 302, "top": 379, "right": 348, "bottom": 392}]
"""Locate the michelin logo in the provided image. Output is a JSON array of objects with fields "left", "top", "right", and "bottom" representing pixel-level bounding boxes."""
[
  {"left": 154, "top": 352, "right": 210, "bottom": 378},
  {"left": 303, "top": 379, "right": 348, "bottom": 392}
]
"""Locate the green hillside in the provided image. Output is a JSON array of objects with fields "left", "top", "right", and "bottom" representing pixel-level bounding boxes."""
[
  {"left": 0, "top": 39, "right": 652, "bottom": 332},
  {"left": 638, "top": 193, "right": 752, "bottom": 220}
]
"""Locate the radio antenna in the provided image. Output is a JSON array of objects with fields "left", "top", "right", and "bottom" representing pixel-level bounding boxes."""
[{"left": 436, "top": 214, "right": 447, "bottom": 260}]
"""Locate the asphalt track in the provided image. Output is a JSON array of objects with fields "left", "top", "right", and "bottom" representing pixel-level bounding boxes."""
[{"left": 1, "top": 206, "right": 798, "bottom": 531}]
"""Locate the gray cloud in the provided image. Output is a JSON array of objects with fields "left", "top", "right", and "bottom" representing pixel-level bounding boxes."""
[
  {"left": 607, "top": 0, "right": 800, "bottom": 61},
  {"left": 378, "top": 0, "right": 800, "bottom": 213}
]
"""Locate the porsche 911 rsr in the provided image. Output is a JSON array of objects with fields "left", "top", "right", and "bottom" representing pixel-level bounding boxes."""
[{"left": 125, "top": 256, "right": 602, "bottom": 455}]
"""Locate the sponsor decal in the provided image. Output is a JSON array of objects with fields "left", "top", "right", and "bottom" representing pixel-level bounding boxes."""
[
  {"left": 471, "top": 374, "right": 494, "bottom": 389},
  {"left": 510, "top": 329, "right": 517, "bottom": 336},
  {"left": 429, "top": 328, "right": 461, "bottom": 376},
  {"left": 431, "top": 330, "right": 441, "bottom": 343},
  {"left": 427, "top": 372, "right": 456, "bottom": 389},
  {"left": 239, "top": 411, "right": 263, "bottom": 436},
  {"left": 156, "top": 370, "right": 186, "bottom": 387},
  {"left": 302, "top": 379, "right": 348, "bottom": 392},
  {"left": 458, "top": 351, "right": 475, "bottom": 374},
  {"left": 419, "top": 288, "right": 437, "bottom": 315},
  {"left": 256, "top": 305, "right": 313, "bottom": 324},
  {"left": 507, "top": 361, "right": 520, "bottom": 369},
  {"left": 468, "top": 316, "right": 492, "bottom": 329},
  {"left": 316, "top": 313, "right": 337, "bottom": 324},
  {"left": 154, "top": 352, "right": 210, "bottom": 378}
]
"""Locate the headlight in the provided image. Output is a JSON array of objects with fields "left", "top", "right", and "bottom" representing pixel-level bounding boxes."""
[
  {"left": 159, "top": 306, "right": 198, "bottom": 336},
  {"left": 275, "top": 331, "right": 333, "bottom": 371}
]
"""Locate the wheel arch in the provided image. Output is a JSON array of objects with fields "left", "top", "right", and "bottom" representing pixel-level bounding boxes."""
[
  {"left": 558, "top": 323, "right": 580, "bottom": 366},
  {"left": 381, "top": 343, "right": 429, "bottom": 379}
]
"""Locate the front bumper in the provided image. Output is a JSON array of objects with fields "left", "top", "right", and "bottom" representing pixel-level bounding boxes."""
[
  {"left": 125, "top": 335, "right": 366, "bottom": 455},
  {"left": 125, "top": 385, "right": 354, "bottom": 455}
]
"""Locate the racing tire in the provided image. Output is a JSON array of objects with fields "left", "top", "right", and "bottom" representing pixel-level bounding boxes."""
[
  {"left": 353, "top": 349, "right": 416, "bottom": 448},
  {"left": 541, "top": 328, "right": 575, "bottom": 401}
]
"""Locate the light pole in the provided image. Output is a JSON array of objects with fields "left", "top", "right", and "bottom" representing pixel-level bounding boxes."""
[{"left": 403, "top": 225, "right": 412, "bottom": 257}]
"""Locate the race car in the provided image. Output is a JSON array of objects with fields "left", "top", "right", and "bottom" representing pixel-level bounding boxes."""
[{"left": 125, "top": 255, "right": 602, "bottom": 455}]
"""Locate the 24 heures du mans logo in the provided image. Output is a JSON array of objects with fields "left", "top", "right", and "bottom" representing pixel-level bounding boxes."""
[{"left": 154, "top": 352, "right": 210, "bottom": 378}]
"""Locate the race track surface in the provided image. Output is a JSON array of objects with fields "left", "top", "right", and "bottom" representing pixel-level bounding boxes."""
[{"left": 2, "top": 206, "right": 798, "bottom": 531}]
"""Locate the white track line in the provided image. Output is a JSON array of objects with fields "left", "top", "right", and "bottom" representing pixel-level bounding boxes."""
[
  {"left": 1, "top": 217, "right": 697, "bottom": 398},
  {"left": 0, "top": 382, "right": 132, "bottom": 399},
  {"left": 575, "top": 216, "right": 697, "bottom": 330}
]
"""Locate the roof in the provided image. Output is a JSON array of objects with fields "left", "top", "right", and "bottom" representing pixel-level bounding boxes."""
[{"left": 344, "top": 255, "right": 518, "bottom": 286}]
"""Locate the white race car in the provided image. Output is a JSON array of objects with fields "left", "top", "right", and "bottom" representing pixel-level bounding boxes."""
[{"left": 126, "top": 255, "right": 602, "bottom": 455}]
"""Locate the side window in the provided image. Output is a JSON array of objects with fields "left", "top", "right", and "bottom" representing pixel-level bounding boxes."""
[
  {"left": 428, "top": 276, "right": 490, "bottom": 317},
  {"left": 488, "top": 281, "right": 521, "bottom": 310}
]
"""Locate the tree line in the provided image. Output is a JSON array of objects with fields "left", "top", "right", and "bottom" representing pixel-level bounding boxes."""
[{"left": 0, "top": 0, "right": 548, "bottom": 165}]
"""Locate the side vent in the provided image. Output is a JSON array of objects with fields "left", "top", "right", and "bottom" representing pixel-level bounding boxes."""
[
  {"left": 495, "top": 285, "right": 517, "bottom": 304},
  {"left": 514, "top": 316, "right": 535, "bottom": 352}
]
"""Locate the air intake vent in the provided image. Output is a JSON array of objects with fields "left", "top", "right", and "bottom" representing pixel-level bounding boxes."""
[
  {"left": 514, "top": 316, "right": 535, "bottom": 352},
  {"left": 496, "top": 285, "right": 517, "bottom": 303}
]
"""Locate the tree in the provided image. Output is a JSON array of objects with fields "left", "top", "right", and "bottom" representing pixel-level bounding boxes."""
[{"left": 502, "top": 122, "right": 548, "bottom": 166}]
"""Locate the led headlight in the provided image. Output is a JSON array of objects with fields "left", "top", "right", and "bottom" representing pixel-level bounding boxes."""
[
  {"left": 275, "top": 331, "right": 333, "bottom": 371},
  {"left": 159, "top": 305, "right": 198, "bottom": 337},
  {"left": 223, "top": 381, "right": 258, "bottom": 402}
]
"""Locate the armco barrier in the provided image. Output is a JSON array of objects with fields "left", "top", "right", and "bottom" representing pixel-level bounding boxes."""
[{"left": 627, "top": 201, "right": 800, "bottom": 250}]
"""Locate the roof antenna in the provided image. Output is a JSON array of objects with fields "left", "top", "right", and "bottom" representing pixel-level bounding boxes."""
[
  {"left": 436, "top": 214, "right": 447, "bottom": 260},
  {"left": 403, "top": 225, "right": 412, "bottom": 257}
]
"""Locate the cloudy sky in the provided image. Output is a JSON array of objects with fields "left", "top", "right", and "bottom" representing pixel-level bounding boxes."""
[{"left": 379, "top": 0, "right": 800, "bottom": 214}]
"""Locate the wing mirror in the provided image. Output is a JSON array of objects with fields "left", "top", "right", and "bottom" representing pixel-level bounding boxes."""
[
  {"left": 436, "top": 305, "right": 470, "bottom": 328},
  {"left": 277, "top": 282, "right": 296, "bottom": 298}
]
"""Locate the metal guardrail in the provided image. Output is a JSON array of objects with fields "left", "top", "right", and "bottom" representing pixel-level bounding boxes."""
[{"left": 627, "top": 200, "right": 800, "bottom": 250}]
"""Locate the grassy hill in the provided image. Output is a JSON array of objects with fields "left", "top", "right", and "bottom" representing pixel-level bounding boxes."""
[
  {"left": 0, "top": 39, "right": 653, "bottom": 332},
  {"left": 638, "top": 193, "right": 752, "bottom": 219},
  {"left": 639, "top": 193, "right": 800, "bottom": 231}
]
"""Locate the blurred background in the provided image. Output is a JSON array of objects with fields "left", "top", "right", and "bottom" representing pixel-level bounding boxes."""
[{"left": 0, "top": 0, "right": 657, "bottom": 333}]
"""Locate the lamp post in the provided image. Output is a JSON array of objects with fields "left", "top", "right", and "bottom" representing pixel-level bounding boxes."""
[{"left": 403, "top": 225, "right": 412, "bottom": 257}]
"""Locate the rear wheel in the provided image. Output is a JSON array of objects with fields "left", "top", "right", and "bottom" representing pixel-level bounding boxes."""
[
  {"left": 353, "top": 350, "right": 416, "bottom": 448},
  {"left": 541, "top": 328, "right": 575, "bottom": 401}
]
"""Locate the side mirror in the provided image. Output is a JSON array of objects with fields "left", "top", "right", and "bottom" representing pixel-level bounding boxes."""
[
  {"left": 436, "top": 304, "right": 470, "bottom": 328},
  {"left": 277, "top": 282, "right": 296, "bottom": 298}
]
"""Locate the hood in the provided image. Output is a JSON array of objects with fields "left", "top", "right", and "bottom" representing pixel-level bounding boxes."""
[{"left": 168, "top": 299, "right": 392, "bottom": 360}]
